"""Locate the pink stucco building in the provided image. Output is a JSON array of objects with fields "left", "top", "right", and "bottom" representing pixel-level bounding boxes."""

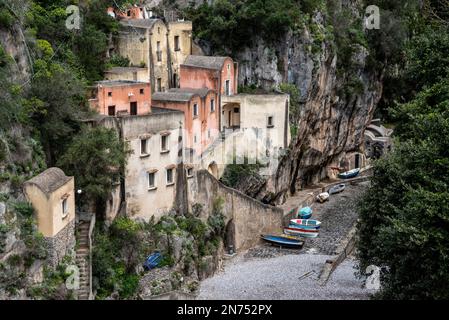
[
  {"left": 89, "top": 80, "right": 151, "bottom": 116},
  {"left": 152, "top": 88, "right": 219, "bottom": 155}
]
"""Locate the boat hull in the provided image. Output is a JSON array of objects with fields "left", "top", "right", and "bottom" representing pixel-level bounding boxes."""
[
  {"left": 338, "top": 168, "right": 360, "bottom": 180},
  {"left": 329, "top": 184, "right": 346, "bottom": 194},
  {"left": 261, "top": 235, "right": 304, "bottom": 248},
  {"left": 284, "top": 227, "right": 319, "bottom": 238},
  {"left": 298, "top": 206, "right": 313, "bottom": 219},
  {"left": 290, "top": 219, "right": 321, "bottom": 228}
]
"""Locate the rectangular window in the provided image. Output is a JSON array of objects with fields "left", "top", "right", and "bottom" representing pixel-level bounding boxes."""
[
  {"left": 157, "top": 78, "right": 162, "bottom": 92},
  {"left": 148, "top": 172, "right": 156, "bottom": 189},
  {"left": 156, "top": 41, "right": 162, "bottom": 62},
  {"left": 225, "top": 80, "right": 231, "bottom": 96},
  {"left": 208, "top": 129, "right": 211, "bottom": 139},
  {"left": 140, "top": 139, "right": 148, "bottom": 155},
  {"left": 62, "top": 199, "right": 68, "bottom": 217},
  {"left": 166, "top": 168, "right": 174, "bottom": 185},
  {"left": 174, "top": 36, "right": 180, "bottom": 51},
  {"left": 161, "top": 135, "right": 169, "bottom": 152},
  {"left": 130, "top": 102, "right": 137, "bottom": 115},
  {"left": 108, "top": 106, "right": 116, "bottom": 116},
  {"left": 193, "top": 104, "right": 198, "bottom": 118},
  {"left": 194, "top": 135, "right": 197, "bottom": 144},
  {"left": 267, "top": 116, "right": 274, "bottom": 127},
  {"left": 108, "top": 92, "right": 112, "bottom": 97},
  {"left": 210, "top": 99, "right": 215, "bottom": 112},
  {"left": 140, "top": 88, "right": 144, "bottom": 95},
  {"left": 186, "top": 167, "right": 194, "bottom": 178}
]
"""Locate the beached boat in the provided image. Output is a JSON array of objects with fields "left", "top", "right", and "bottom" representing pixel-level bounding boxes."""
[
  {"left": 328, "top": 184, "right": 346, "bottom": 195},
  {"left": 316, "top": 192, "right": 330, "bottom": 203},
  {"left": 338, "top": 168, "right": 361, "bottom": 180},
  {"left": 261, "top": 235, "right": 304, "bottom": 248},
  {"left": 298, "top": 206, "right": 313, "bottom": 219},
  {"left": 290, "top": 219, "right": 321, "bottom": 229},
  {"left": 143, "top": 252, "right": 162, "bottom": 270},
  {"left": 284, "top": 226, "right": 319, "bottom": 238}
]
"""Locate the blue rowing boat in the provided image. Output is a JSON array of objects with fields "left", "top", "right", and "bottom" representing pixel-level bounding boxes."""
[
  {"left": 338, "top": 168, "right": 360, "bottom": 180},
  {"left": 143, "top": 252, "right": 162, "bottom": 270},
  {"left": 261, "top": 235, "right": 304, "bottom": 248}
]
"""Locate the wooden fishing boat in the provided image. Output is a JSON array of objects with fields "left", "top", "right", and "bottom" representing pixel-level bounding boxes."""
[
  {"left": 261, "top": 235, "right": 304, "bottom": 248},
  {"left": 338, "top": 168, "right": 360, "bottom": 180},
  {"left": 298, "top": 206, "right": 313, "bottom": 219},
  {"left": 328, "top": 184, "right": 346, "bottom": 195},
  {"left": 284, "top": 226, "right": 319, "bottom": 238},
  {"left": 290, "top": 219, "right": 321, "bottom": 229},
  {"left": 316, "top": 192, "right": 330, "bottom": 203}
]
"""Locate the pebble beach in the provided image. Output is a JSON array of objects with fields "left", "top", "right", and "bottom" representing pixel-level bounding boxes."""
[{"left": 198, "top": 182, "right": 373, "bottom": 300}]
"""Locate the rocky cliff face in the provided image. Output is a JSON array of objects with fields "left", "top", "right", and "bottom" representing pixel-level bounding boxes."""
[{"left": 223, "top": 4, "right": 383, "bottom": 204}]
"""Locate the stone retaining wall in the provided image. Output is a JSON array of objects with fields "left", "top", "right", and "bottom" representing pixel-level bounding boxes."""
[
  {"left": 188, "top": 170, "right": 284, "bottom": 252},
  {"left": 45, "top": 219, "right": 76, "bottom": 269}
]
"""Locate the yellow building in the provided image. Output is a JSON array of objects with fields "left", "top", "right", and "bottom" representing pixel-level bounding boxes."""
[
  {"left": 114, "top": 18, "right": 192, "bottom": 93},
  {"left": 23, "top": 167, "right": 76, "bottom": 268}
]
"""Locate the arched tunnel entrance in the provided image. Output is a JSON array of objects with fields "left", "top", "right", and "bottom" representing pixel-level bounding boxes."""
[{"left": 224, "top": 219, "right": 236, "bottom": 254}]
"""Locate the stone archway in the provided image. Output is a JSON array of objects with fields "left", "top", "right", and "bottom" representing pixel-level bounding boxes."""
[{"left": 208, "top": 161, "right": 218, "bottom": 179}]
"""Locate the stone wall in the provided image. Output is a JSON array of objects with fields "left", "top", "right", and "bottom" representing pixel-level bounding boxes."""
[
  {"left": 188, "top": 170, "right": 284, "bottom": 252},
  {"left": 45, "top": 219, "right": 75, "bottom": 269}
]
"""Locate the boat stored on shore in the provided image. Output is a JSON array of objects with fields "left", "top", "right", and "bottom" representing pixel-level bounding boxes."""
[
  {"left": 298, "top": 206, "right": 313, "bottom": 219},
  {"left": 261, "top": 235, "right": 305, "bottom": 248},
  {"left": 290, "top": 219, "right": 321, "bottom": 229},
  {"left": 338, "top": 168, "right": 360, "bottom": 180},
  {"left": 284, "top": 226, "right": 319, "bottom": 238},
  {"left": 328, "top": 184, "right": 346, "bottom": 195}
]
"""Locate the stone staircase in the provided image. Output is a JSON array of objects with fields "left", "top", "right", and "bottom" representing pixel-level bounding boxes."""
[{"left": 75, "top": 221, "right": 91, "bottom": 300}]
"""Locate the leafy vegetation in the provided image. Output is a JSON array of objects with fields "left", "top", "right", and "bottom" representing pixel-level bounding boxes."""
[
  {"left": 357, "top": 4, "right": 449, "bottom": 299},
  {"left": 220, "top": 157, "right": 265, "bottom": 189},
  {"left": 57, "top": 126, "right": 129, "bottom": 210},
  {"left": 183, "top": 0, "right": 305, "bottom": 54}
]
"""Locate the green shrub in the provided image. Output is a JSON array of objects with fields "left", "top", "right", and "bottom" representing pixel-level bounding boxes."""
[
  {"left": 106, "top": 54, "right": 130, "bottom": 69},
  {"left": 0, "top": 8, "right": 14, "bottom": 28}
]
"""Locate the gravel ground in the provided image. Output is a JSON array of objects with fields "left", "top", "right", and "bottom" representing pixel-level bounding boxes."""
[
  {"left": 302, "top": 182, "right": 369, "bottom": 254},
  {"left": 197, "top": 181, "right": 372, "bottom": 300},
  {"left": 197, "top": 254, "right": 370, "bottom": 300}
]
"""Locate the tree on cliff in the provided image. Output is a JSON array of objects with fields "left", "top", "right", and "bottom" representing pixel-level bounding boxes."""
[{"left": 57, "top": 126, "right": 129, "bottom": 215}]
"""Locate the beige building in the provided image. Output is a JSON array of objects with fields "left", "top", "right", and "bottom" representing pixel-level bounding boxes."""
[
  {"left": 23, "top": 168, "right": 76, "bottom": 268},
  {"left": 89, "top": 108, "right": 185, "bottom": 222},
  {"left": 167, "top": 21, "right": 193, "bottom": 88},
  {"left": 221, "top": 93, "right": 291, "bottom": 149},
  {"left": 114, "top": 19, "right": 192, "bottom": 93},
  {"left": 104, "top": 67, "right": 148, "bottom": 82}
]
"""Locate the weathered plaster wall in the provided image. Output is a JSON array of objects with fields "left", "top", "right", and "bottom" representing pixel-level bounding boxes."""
[
  {"left": 23, "top": 177, "right": 75, "bottom": 238},
  {"left": 99, "top": 111, "right": 184, "bottom": 221},
  {"left": 222, "top": 93, "right": 291, "bottom": 150},
  {"left": 152, "top": 91, "right": 220, "bottom": 155},
  {"left": 116, "top": 26, "right": 149, "bottom": 69},
  {"left": 150, "top": 20, "right": 170, "bottom": 92},
  {"left": 168, "top": 21, "right": 193, "bottom": 86},
  {"left": 180, "top": 65, "right": 218, "bottom": 92},
  {"left": 188, "top": 170, "right": 284, "bottom": 252},
  {"left": 90, "top": 82, "right": 151, "bottom": 116},
  {"left": 179, "top": 57, "right": 237, "bottom": 96},
  {"left": 105, "top": 68, "right": 148, "bottom": 82}
]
